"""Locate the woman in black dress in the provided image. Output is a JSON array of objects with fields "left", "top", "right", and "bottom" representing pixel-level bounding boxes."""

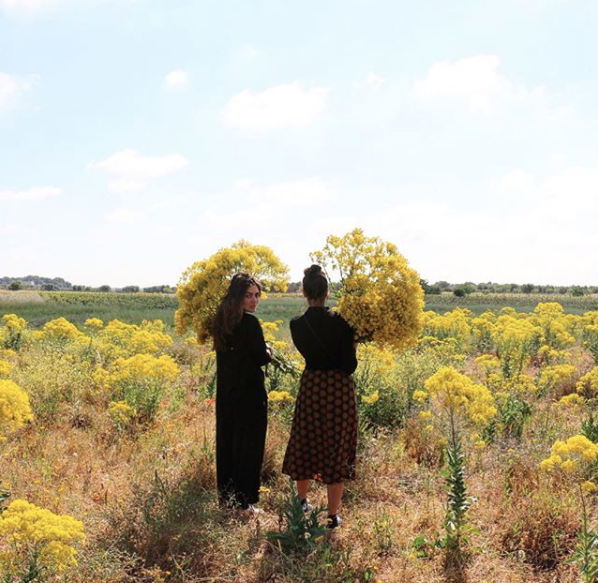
[
  {"left": 213, "top": 273, "right": 272, "bottom": 512},
  {"left": 282, "top": 265, "right": 358, "bottom": 528}
]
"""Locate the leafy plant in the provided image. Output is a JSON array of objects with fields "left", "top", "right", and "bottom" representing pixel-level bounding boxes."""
[
  {"left": 267, "top": 482, "right": 328, "bottom": 553},
  {"left": 498, "top": 394, "right": 532, "bottom": 440},
  {"left": 568, "top": 486, "right": 598, "bottom": 583},
  {"left": 443, "top": 439, "right": 476, "bottom": 552}
]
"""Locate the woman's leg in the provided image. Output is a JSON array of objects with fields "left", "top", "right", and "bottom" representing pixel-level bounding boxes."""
[
  {"left": 216, "top": 402, "right": 234, "bottom": 506},
  {"left": 326, "top": 482, "right": 344, "bottom": 515},
  {"left": 297, "top": 479, "right": 310, "bottom": 500},
  {"left": 232, "top": 395, "right": 267, "bottom": 507}
]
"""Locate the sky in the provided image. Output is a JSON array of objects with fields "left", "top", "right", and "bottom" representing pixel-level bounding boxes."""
[{"left": 1, "top": 0, "right": 598, "bottom": 288}]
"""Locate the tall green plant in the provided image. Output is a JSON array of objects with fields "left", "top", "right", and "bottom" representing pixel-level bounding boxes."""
[{"left": 267, "top": 482, "right": 327, "bottom": 553}]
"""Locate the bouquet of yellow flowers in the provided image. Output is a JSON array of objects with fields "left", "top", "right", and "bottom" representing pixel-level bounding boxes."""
[
  {"left": 175, "top": 241, "right": 288, "bottom": 344},
  {"left": 312, "top": 229, "right": 424, "bottom": 350}
]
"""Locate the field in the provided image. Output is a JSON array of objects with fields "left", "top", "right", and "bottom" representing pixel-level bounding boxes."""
[
  {"left": 2, "top": 290, "right": 598, "bottom": 328},
  {"left": 2, "top": 291, "right": 598, "bottom": 582}
]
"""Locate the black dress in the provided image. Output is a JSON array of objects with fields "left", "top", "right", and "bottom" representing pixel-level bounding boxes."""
[
  {"left": 282, "top": 307, "right": 358, "bottom": 484},
  {"left": 216, "top": 312, "right": 271, "bottom": 508}
]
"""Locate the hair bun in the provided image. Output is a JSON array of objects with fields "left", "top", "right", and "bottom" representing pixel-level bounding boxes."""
[{"left": 304, "top": 264, "right": 322, "bottom": 277}]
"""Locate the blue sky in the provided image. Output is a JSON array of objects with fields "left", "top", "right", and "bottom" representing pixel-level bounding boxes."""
[{"left": 1, "top": 0, "right": 598, "bottom": 287}]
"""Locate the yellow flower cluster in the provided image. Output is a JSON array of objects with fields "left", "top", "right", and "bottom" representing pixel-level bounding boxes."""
[
  {"left": 576, "top": 367, "right": 598, "bottom": 398},
  {"left": 532, "top": 302, "right": 576, "bottom": 349},
  {"left": 0, "top": 499, "right": 85, "bottom": 572},
  {"left": 93, "top": 354, "right": 179, "bottom": 390},
  {"left": 537, "top": 345, "right": 567, "bottom": 364},
  {"left": 557, "top": 393, "right": 584, "bottom": 407},
  {"left": 538, "top": 364, "right": 577, "bottom": 392},
  {"left": 540, "top": 435, "right": 598, "bottom": 474},
  {"left": 95, "top": 319, "right": 173, "bottom": 360},
  {"left": 362, "top": 390, "right": 380, "bottom": 404},
  {"left": 423, "top": 308, "right": 472, "bottom": 344},
  {"left": 471, "top": 312, "right": 497, "bottom": 347},
  {"left": 0, "top": 380, "right": 33, "bottom": 440},
  {"left": 357, "top": 343, "right": 396, "bottom": 373},
  {"left": 493, "top": 315, "right": 540, "bottom": 348},
  {"left": 420, "top": 367, "right": 497, "bottom": 426},
  {"left": 38, "top": 317, "right": 83, "bottom": 340},
  {"left": 311, "top": 228, "right": 424, "bottom": 350},
  {"left": 260, "top": 319, "right": 291, "bottom": 353},
  {"left": 268, "top": 390, "right": 295, "bottom": 403},
  {"left": 474, "top": 354, "right": 500, "bottom": 374},
  {"left": 1, "top": 314, "right": 27, "bottom": 333},
  {"left": 175, "top": 241, "right": 289, "bottom": 344},
  {"left": 0, "top": 360, "right": 14, "bottom": 377},
  {"left": 84, "top": 318, "right": 104, "bottom": 328},
  {"left": 486, "top": 372, "right": 537, "bottom": 394},
  {"left": 107, "top": 400, "right": 136, "bottom": 424}
]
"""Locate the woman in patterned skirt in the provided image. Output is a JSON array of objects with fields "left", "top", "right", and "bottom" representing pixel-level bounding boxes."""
[
  {"left": 282, "top": 264, "right": 358, "bottom": 528},
  {"left": 213, "top": 273, "right": 272, "bottom": 513}
]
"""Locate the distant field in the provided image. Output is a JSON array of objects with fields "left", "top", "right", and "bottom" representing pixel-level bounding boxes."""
[
  {"left": 0, "top": 291, "right": 179, "bottom": 329},
  {"left": 1, "top": 290, "right": 597, "bottom": 332},
  {"left": 425, "top": 292, "right": 598, "bottom": 314}
]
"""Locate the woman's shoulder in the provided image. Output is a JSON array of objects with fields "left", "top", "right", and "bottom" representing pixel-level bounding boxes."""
[
  {"left": 329, "top": 310, "right": 354, "bottom": 333},
  {"left": 240, "top": 312, "right": 261, "bottom": 329}
]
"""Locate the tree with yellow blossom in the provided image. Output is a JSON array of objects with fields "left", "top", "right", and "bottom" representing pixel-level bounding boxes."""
[
  {"left": 311, "top": 228, "right": 424, "bottom": 350},
  {"left": 175, "top": 241, "right": 289, "bottom": 344}
]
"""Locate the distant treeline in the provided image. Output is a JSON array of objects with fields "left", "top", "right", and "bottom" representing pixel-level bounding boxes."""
[
  {"left": 422, "top": 280, "right": 598, "bottom": 297},
  {"left": 2, "top": 275, "right": 596, "bottom": 297},
  {"left": 0, "top": 276, "right": 175, "bottom": 294}
]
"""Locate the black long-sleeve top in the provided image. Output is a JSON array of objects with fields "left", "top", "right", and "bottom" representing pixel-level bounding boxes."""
[
  {"left": 290, "top": 307, "right": 357, "bottom": 375},
  {"left": 216, "top": 312, "right": 272, "bottom": 401}
]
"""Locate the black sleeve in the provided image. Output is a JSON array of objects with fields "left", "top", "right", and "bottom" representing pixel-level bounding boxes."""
[
  {"left": 338, "top": 318, "right": 358, "bottom": 375},
  {"left": 246, "top": 315, "right": 272, "bottom": 367}
]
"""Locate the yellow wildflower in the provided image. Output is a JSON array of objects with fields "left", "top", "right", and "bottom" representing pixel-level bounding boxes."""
[
  {"left": 0, "top": 499, "right": 85, "bottom": 572},
  {"left": 362, "top": 390, "right": 380, "bottom": 405},
  {"left": 0, "top": 380, "right": 33, "bottom": 440},
  {"left": 268, "top": 390, "right": 295, "bottom": 403}
]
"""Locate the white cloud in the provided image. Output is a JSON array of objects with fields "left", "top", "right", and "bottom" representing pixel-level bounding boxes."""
[
  {"left": 90, "top": 149, "right": 189, "bottom": 192},
  {"left": 0, "top": 73, "right": 33, "bottom": 111},
  {"left": 0, "top": 186, "right": 61, "bottom": 201},
  {"left": 414, "top": 55, "right": 514, "bottom": 113},
  {"left": 221, "top": 82, "right": 329, "bottom": 130},
  {"left": 164, "top": 69, "right": 189, "bottom": 88},
  {"left": 413, "top": 55, "right": 573, "bottom": 124},
  {"left": 354, "top": 72, "right": 385, "bottom": 89}
]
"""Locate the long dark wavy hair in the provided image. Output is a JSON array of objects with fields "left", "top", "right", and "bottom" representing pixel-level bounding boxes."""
[{"left": 212, "top": 273, "right": 261, "bottom": 351}]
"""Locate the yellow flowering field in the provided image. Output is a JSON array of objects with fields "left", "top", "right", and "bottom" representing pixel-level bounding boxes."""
[{"left": 1, "top": 302, "right": 598, "bottom": 582}]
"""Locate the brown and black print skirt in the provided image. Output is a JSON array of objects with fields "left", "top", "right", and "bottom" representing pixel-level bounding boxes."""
[{"left": 282, "top": 369, "right": 357, "bottom": 484}]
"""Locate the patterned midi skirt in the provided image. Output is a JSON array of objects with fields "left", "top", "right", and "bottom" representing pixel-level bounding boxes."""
[{"left": 282, "top": 369, "right": 357, "bottom": 484}]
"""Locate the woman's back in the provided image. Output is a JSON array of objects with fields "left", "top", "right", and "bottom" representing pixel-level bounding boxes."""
[{"left": 290, "top": 307, "right": 357, "bottom": 374}]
